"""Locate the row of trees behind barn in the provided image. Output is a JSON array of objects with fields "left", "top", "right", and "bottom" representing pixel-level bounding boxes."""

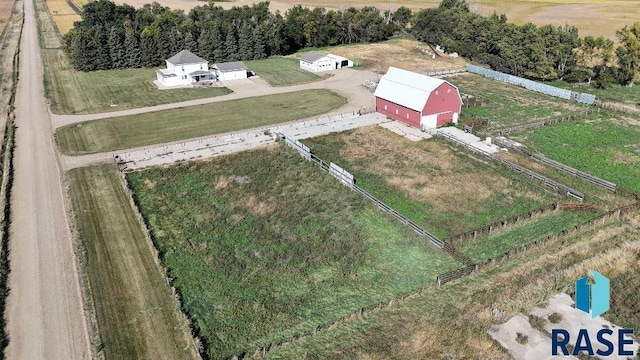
[
  {"left": 63, "top": 0, "right": 400, "bottom": 71},
  {"left": 64, "top": 0, "right": 640, "bottom": 87}
]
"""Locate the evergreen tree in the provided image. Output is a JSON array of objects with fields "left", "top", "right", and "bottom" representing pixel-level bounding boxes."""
[
  {"left": 93, "top": 26, "right": 111, "bottom": 70},
  {"left": 211, "top": 22, "right": 225, "bottom": 62},
  {"left": 124, "top": 29, "right": 142, "bottom": 68},
  {"left": 168, "top": 27, "right": 182, "bottom": 55},
  {"left": 72, "top": 27, "right": 96, "bottom": 71},
  {"left": 224, "top": 28, "right": 239, "bottom": 61},
  {"left": 108, "top": 26, "right": 126, "bottom": 69},
  {"left": 198, "top": 27, "right": 215, "bottom": 61},
  {"left": 252, "top": 26, "right": 266, "bottom": 59},
  {"left": 183, "top": 31, "right": 197, "bottom": 53},
  {"left": 141, "top": 30, "right": 160, "bottom": 67},
  {"left": 238, "top": 22, "right": 253, "bottom": 60}
]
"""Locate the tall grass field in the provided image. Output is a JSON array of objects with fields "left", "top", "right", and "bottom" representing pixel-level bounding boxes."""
[{"left": 127, "top": 145, "right": 460, "bottom": 359}]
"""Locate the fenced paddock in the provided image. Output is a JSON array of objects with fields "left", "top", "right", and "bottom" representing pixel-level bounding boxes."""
[
  {"left": 433, "top": 130, "right": 585, "bottom": 202},
  {"left": 467, "top": 64, "right": 596, "bottom": 105}
]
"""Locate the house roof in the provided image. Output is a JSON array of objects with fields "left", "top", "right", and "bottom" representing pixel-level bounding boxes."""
[
  {"left": 167, "top": 50, "right": 207, "bottom": 65},
  {"left": 156, "top": 69, "right": 177, "bottom": 78},
  {"left": 373, "top": 67, "right": 451, "bottom": 112},
  {"left": 189, "top": 70, "right": 213, "bottom": 76},
  {"left": 300, "top": 52, "right": 326, "bottom": 63},
  {"left": 215, "top": 61, "right": 247, "bottom": 72}
]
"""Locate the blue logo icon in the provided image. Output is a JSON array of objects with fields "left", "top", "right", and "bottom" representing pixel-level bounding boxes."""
[{"left": 575, "top": 270, "right": 609, "bottom": 318}]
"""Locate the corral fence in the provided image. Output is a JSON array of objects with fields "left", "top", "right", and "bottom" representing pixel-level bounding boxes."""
[
  {"left": 493, "top": 108, "right": 599, "bottom": 136},
  {"left": 279, "top": 133, "right": 478, "bottom": 283},
  {"left": 467, "top": 64, "right": 596, "bottom": 105},
  {"left": 491, "top": 136, "right": 617, "bottom": 192},
  {"left": 421, "top": 68, "right": 467, "bottom": 77},
  {"left": 479, "top": 201, "right": 640, "bottom": 268},
  {"left": 434, "top": 131, "right": 585, "bottom": 202}
]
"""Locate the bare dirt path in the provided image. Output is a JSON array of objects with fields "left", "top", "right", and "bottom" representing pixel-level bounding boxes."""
[
  {"left": 5, "top": 0, "right": 91, "bottom": 357},
  {"left": 51, "top": 67, "right": 379, "bottom": 128}
]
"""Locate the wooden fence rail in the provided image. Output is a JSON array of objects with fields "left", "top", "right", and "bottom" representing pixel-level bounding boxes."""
[
  {"left": 491, "top": 137, "right": 617, "bottom": 192},
  {"left": 434, "top": 131, "right": 585, "bottom": 202}
]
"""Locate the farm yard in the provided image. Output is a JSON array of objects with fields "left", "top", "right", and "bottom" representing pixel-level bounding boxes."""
[
  {"left": 55, "top": 89, "right": 346, "bottom": 154},
  {"left": 67, "top": 165, "right": 197, "bottom": 360},
  {"left": 42, "top": 49, "right": 232, "bottom": 114},
  {"left": 126, "top": 146, "right": 461, "bottom": 359},
  {"left": 297, "top": 38, "right": 466, "bottom": 74},
  {"left": 245, "top": 57, "right": 322, "bottom": 86},
  {"left": 304, "top": 126, "right": 562, "bottom": 239}
]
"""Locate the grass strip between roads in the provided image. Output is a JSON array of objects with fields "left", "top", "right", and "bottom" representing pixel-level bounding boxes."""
[
  {"left": 67, "top": 165, "right": 197, "bottom": 360},
  {"left": 55, "top": 89, "right": 347, "bottom": 155}
]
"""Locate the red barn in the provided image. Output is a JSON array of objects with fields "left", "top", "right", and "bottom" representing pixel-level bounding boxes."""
[{"left": 374, "top": 67, "right": 462, "bottom": 129}]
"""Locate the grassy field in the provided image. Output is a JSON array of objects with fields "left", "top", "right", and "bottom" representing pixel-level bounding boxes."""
[
  {"left": 260, "top": 212, "right": 633, "bottom": 359},
  {"left": 448, "top": 74, "right": 587, "bottom": 131},
  {"left": 461, "top": 210, "right": 598, "bottom": 264},
  {"left": 42, "top": 49, "right": 232, "bottom": 114},
  {"left": 67, "top": 165, "right": 197, "bottom": 360},
  {"left": 245, "top": 57, "right": 321, "bottom": 86},
  {"left": 35, "top": 0, "right": 61, "bottom": 48},
  {"left": 549, "top": 79, "right": 640, "bottom": 106},
  {"left": 55, "top": 89, "right": 346, "bottom": 154},
  {"left": 127, "top": 145, "right": 460, "bottom": 359},
  {"left": 304, "top": 126, "right": 561, "bottom": 239},
  {"left": 512, "top": 114, "right": 640, "bottom": 193}
]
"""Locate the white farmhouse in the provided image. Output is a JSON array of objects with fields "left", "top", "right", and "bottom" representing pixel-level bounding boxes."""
[
  {"left": 214, "top": 61, "right": 248, "bottom": 81},
  {"left": 156, "top": 50, "right": 216, "bottom": 87},
  {"left": 299, "top": 52, "right": 354, "bottom": 72}
]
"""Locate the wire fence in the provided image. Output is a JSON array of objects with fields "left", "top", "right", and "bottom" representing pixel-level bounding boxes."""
[{"left": 467, "top": 64, "right": 596, "bottom": 105}]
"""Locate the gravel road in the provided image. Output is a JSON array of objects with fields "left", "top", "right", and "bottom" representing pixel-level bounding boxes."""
[{"left": 5, "top": 0, "right": 91, "bottom": 358}]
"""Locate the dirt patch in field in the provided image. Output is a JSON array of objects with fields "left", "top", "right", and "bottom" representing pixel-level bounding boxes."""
[
  {"left": 239, "top": 195, "right": 276, "bottom": 217},
  {"left": 337, "top": 126, "right": 543, "bottom": 216},
  {"left": 321, "top": 39, "right": 466, "bottom": 74}
]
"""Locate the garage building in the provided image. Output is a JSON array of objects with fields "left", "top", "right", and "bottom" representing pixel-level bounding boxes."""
[
  {"left": 300, "top": 52, "right": 354, "bottom": 72},
  {"left": 214, "top": 61, "right": 248, "bottom": 81},
  {"left": 374, "top": 67, "right": 462, "bottom": 129}
]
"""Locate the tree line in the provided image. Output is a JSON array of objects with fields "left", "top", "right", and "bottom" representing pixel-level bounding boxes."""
[
  {"left": 412, "top": 0, "right": 640, "bottom": 87},
  {"left": 63, "top": 0, "right": 406, "bottom": 71}
]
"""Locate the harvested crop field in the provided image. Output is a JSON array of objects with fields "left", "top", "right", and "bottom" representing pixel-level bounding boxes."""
[
  {"left": 304, "top": 126, "right": 561, "bottom": 238},
  {"left": 46, "top": 0, "right": 80, "bottom": 34},
  {"left": 0, "top": 0, "right": 14, "bottom": 34},
  {"left": 110, "top": 0, "right": 637, "bottom": 40},
  {"left": 127, "top": 145, "right": 460, "bottom": 359}
]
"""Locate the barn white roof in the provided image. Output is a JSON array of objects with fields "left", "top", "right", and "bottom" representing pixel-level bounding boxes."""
[{"left": 374, "top": 67, "right": 448, "bottom": 112}]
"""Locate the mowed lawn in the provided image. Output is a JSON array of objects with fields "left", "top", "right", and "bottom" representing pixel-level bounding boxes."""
[
  {"left": 304, "top": 126, "right": 560, "bottom": 238},
  {"left": 127, "top": 146, "right": 460, "bottom": 359},
  {"left": 67, "top": 165, "right": 197, "bottom": 360},
  {"left": 55, "top": 89, "right": 346, "bottom": 154},
  {"left": 245, "top": 57, "right": 321, "bottom": 86},
  {"left": 514, "top": 114, "right": 640, "bottom": 193},
  {"left": 42, "top": 49, "right": 231, "bottom": 114}
]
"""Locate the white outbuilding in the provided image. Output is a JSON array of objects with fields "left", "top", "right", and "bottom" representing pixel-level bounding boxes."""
[
  {"left": 156, "top": 50, "right": 216, "bottom": 87},
  {"left": 299, "top": 52, "right": 353, "bottom": 72},
  {"left": 214, "top": 61, "right": 248, "bottom": 81}
]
